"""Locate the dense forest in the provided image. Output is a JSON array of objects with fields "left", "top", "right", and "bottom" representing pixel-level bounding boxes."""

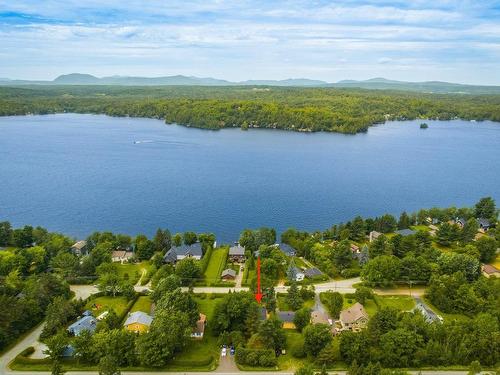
[{"left": 0, "top": 85, "right": 500, "bottom": 133}]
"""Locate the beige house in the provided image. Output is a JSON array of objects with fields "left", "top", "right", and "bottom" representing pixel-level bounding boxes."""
[
  {"left": 337, "top": 302, "right": 369, "bottom": 332},
  {"left": 482, "top": 264, "right": 500, "bottom": 278},
  {"left": 311, "top": 311, "right": 331, "bottom": 325},
  {"left": 369, "top": 231, "right": 382, "bottom": 242},
  {"left": 111, "top": 250, "right": 134, "bottom": 263}
]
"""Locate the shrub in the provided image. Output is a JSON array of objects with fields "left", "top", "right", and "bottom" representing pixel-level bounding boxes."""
[
  {"left": 235, "top": 348, "right": 277, "bottom": 367},
  {"left": 290, "top": 341, "right": 306, "bottom": 358},
  {"left": 20, "top": 346, "right": 35, "bottom": 357}
]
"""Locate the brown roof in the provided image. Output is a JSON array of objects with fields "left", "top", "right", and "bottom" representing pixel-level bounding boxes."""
[
  {"left": 350, "top": 244, "right": 360, "bottom": 252},
  {"left": 112, "top": 250, "right": 126, "bottom": 258},
  {"left": 311, "top": 311, "right": 330, "bottom": 325},
  {"left": 340, "top": 302, "right": 368, "bottom": 324},
  {"left": 482, "top": 264, "right": 500, "bottom": 274}
]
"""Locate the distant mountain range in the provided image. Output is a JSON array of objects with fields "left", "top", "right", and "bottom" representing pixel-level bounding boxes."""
[{"left": 1, "top": 73, "right": 500, "bottom": 94}]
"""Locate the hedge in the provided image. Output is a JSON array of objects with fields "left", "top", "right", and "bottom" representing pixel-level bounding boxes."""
[
  {"left": 200, "top": 245, "right": 214, "bottom": 274},
  {"left": 171, "top": 355, "right": 214, "bottom": 367},
  {"left": 235, "top": 348, "right": 277, "bottom": 367}
]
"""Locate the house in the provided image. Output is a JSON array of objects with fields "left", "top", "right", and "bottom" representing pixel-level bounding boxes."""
[
  {"left": 482, "top": 264, "right": 500, "bottom": 278},
  {"left": 278, "top": 243, "right": 296, "bottom": 257},
  {"left": 426, "top": 217, "right": 440, "bottom": 225},
  {"left": 428, "top": 224, "right": 438, "bottom": 236},
  {"left": 414, "top": 298, "right": 442, "bottom": 323},
  {"left": 163, "top": 243, "right": 203, "bottom": 263},
  {"left": 228, "top": 244, "right": 246, "bottom": 262},
  {"left": 111, "top": 250, "right": 134, "bottom": 263},
  {"left": 278, "top": 311, "right": 296, "bottom": 329},
  {"left": 337, "top": 302, "right": 368, "bottom": 332},
  {"left": 68, "top": 315, "right": 97, "bottom": 336},
  {"left": 369, "top": 231, "right": 382, "bottom": 242},
  {"left": 287, "top": 265, "right": 305, "bottom": 282},
  {"left": 311, "top": 311, "right": 331, "bottom": 325},
  {"left": 221, "top": 268, "right": 237, "bottom": 280},
  {"left": 191, "top": 313, "right": 207, "bottom": 338},
  {"left": 478, "top": 218, "right": 491, "bottom": 231},
  {"left": 353, "top": 245, "right": 369, "bottom": 265},
  {"left": 71, "top": 240, "right": 88, "bottom": 256},
  {"left": 124, "top": 311, "right": 153, "bottom": 333},
  {"left": 394, "top": 229, "right": 415, "bottom": 237},
  {"left": 350, "top": 243, "right": 360, "bottom": 253},
  {"left": 82, "top": 310, "right": 93, "bottom": 317},
  {"left": 304, "top": 267, "right": 323, "bottom": 278},
  {"left": 455, "top": 217, "right": 466, "bottom": 228}
]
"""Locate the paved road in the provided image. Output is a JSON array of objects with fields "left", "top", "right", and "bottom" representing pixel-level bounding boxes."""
[{"left": 70, "top": 277, "right": 364, "bottom": 300}]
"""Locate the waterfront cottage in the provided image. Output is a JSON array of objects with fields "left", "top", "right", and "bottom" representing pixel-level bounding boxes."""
[
  {"left": 124, "top": 311, "right": 153, "bottom": 333},
  {"left": 228, "top": 244, "right": 246, "bottom": 262},
  {"left": 71, "top": 240, "right": 88, "bottom": 256},
  {"left": 163, "top": 243, "right": 203, "bottom": 263}
]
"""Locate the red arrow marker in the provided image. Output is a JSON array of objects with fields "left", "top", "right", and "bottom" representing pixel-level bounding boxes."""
[{"left": 255, "top": 256, "right": 263, "bottom": 303}]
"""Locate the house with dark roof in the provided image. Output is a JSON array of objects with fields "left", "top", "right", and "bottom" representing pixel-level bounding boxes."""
[
  {"left": 478, "top": 218, "right": 491, "bottom": 231},
  {"left": 394, "top": 229, "right": 415, "bottom": 237},
  {"left": 68, "top": 315, "right": 97, "bottom": 336},
  {"left": 278, "top": 311, "right": 296, "bottom": 329},
  {"left": 163, "top": 243, "right": 203, "bottom": 263},
  {"left": 228, "top": 244, "right": 246, "bottom": 262},
  {"left": 304, "top": 267, "right": 323, "bottom": 278},
  {"left": 278, "top": 243, "right": 296, "bottom": 257},
  {"left": 455, "top": 217, "right": 466, "bottom": 228},
  {"left": 221, "top": 268, "right": 237, "bottom": 280}
]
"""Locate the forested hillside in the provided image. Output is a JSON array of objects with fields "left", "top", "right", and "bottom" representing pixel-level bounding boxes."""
[{"left": 1, "top": 85, "right": 499, "bottom": 133}]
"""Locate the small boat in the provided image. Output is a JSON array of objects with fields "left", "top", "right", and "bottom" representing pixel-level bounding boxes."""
[{"left": 134, "top": 140, "right": 154, "bottom": 144}]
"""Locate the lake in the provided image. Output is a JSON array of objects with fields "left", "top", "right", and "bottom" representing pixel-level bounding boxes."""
[{"left": 0, "top": 114, "right": 499, "bottom": 243}]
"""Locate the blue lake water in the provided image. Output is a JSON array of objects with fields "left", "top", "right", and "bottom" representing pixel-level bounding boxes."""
[{"left": 0, "top": 114, "right": 499, "bottom": 243}]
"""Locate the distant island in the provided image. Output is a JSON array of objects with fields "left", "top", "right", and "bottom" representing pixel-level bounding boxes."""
[
  {"left": 0, "top": 84, "right": 499, "bottom": 134},
  {"left": 420, "top": 123, "right": 429, "bottom": 129}
]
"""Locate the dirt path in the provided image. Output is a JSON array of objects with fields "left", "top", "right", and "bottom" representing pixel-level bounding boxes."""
[{"left": 234, "top": 265, "right": 244, "bottom": 288}]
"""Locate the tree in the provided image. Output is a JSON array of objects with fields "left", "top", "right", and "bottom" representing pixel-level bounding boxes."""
[
  {"left": 398, "top": 212, "right": 411, "bottom": 229},
  {"left": 437, "top": 252, "right": 480, "bottom": 281},
  {"left": 317, "top": 343, "right": 338, "bottom": 365},
  {"left": 211, "top": 292, "right": 259, "bottom": 336},
  {"left": 51, "top": 359, "right": 65, "bottom": 375},
  {"left": 174, "top": 258, "right": 201, "bottom": 285},
  {"left": 153, "top": 228, "right": 171, "bottom": 253},
  {"left": 354, "top": 287, "right": 373, "bottom": 304},
  {"left": 172, "top": 233, "right": 182, "bottom": 247},
  {"left": 468, "top": 360, "right": 481, "bottom": 375},
  {"left": 322, "top": 291, "right": 343, "bottom": 318},
  {"left": 263, "top": 286, "right": 277, "bottom": 312},
  {"left": 350, "top": 216, "right": 366, "bottom": 242},
  {"left": 151, "top": 274, "right": 182, "bottom": 302},
  {"left": 303, "top": 324, "right": 332, "bottom": 355},
  {"left": 293, "top": 308, "right": 311, "bottom": 332},
  {"left": 183, "top": 231, "right": 197, "bottom": 245},
  {"left": 475, "top": 236, "right": 497, "bottom": 263},
  {"left": 0, "top": 221, "right": 12, "bottom": 246},
  {"left": 136, "top": 310, "right": 191, "bottom": 367},
  {"left": 258, "top": 317, "right": 286, "bottom": 350},
  {"left": 361, "top": 255, "right": 400, "bottom": 287},
  {"left": 73, "top": 330, "right": 96, "bottom": 363},
  {"left": 51, "top": 252, "right": 79, "bottom": 277},
  {"left": 436, "top": 222, "right": 460, "bottom": 247},
  {"left": 380, "top": 328, "right": 422, "bottom": 367},
  {"left": 461, "top": 218, "right": 479, "bottom": 244},
  {"left": 474, "top": 197, "right": 496, "bottom": 220},
  {"left": 44, "top": 331, "right": 68, "bottom": 360},
  {"left": 155, "top": 288, "right": 200, "bottom": 326},
  {"left": 332, "top": 240, "right": 353, "bottom": 270},
  {"left": 369, "top": 235, "right": 393, "bottom": 259},
  {"left": 134, "top": 235, "right": 154, "bottom": 260},
  {"left": 98, "top": 355, "right": 121, "bottom": 375},
  {"left": 286, "top": 282, "right": 303, "bottom": 310},
  {"left": 97, "top": 272, "right": 122, "bottom": 296}
]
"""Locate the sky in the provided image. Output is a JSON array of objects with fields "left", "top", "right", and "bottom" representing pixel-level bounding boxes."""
[{"left": 1, "top": 0, "right": 500, "bottom": 84}]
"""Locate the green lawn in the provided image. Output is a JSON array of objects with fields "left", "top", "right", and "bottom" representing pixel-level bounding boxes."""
[
  {"left": 130, "top": 296, "right": 153, "bottom": 314},
  {"left": 294, "top": 257, "right": 308, "bottom": 268},
  {"left": 203, "top": 247, "right": 229, "bottom": 285},
  {"left": 411, "top": 225, "right": 430, "bottom": 232},
  {"left": 376, "top": 295, "right": 415, "bottom": 311},
  {"left": 85, "top": 296, "right": 130, "bottom": 316},
  {"left": 277, "top": 293, "right": 314, "bottom": 311},
  {"left": 116, "top": 261, "right": 153, "bottom": 285}
]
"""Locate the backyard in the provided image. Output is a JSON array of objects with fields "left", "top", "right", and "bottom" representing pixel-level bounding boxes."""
[{"left": 203, "top": 247, "right": 229, "bottom": 286}]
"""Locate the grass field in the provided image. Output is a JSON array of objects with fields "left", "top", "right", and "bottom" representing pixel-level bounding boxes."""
[
  {"left": 277, "top": 294, "right": 314, "bottom": 311},
  {"left": 116, "top": 261, "right": 153, "bottom": 285},
  {"left": 85, "top": 296, "right": 130, "bottom": 316},
  {"left": 203, "top": 247, "right": 229, "bottom": 285},
  {"left": 376, "top": 295, "right": 415, "bottom": 311},
  {"left": 130, "top": 296, "right": 153, "bottom": 314}
]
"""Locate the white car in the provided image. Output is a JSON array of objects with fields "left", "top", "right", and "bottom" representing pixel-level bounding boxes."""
[{"left": 221, "top": 347, "right": 227, "bottom": 357}]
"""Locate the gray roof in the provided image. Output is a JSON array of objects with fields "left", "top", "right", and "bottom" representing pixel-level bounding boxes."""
[
  {"left": 278, "top": 311, "right": 295, "bottom": 322},
  {"left": 221, "top": 268, "right": 237, "bottom": 278},
  {"left": 394, "top": 229, "right": 415, "bottom": 237},
  {"left": 124, "top": 311, "right": 153, "bottom": 327},
  {"left": 414, "top": 298, "right": 439, "bottom": 323},
  {"left": 258, "top": 307, "right": 267, "bottom": 320},
  {"left": 478, "top": 218, "right": 491, "bottom": 227},
  {"left": 71, "top": 240, "right": 87, "bottom": 250},
  {"left": 229, "top": 244, "right": 245, "bottom": 256},
  {"left": 68, "top": 316, "right": 97, "bottom": 336},
  {"left": 456, "top": 217, "right": 466, "bottom": 225},
  {"left": 304, "top": 267, "right": 322, "bottom": 278},
  {"left": 163, "top": 243, "right": 203, "bottom": 262},
  {"left": 279, "top": 243, "right": 296, "bottom": 256}
]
